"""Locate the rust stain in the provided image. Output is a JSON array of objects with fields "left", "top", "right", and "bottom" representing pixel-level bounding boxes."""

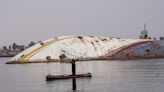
[
  {"left": 107, "top": 41, "right": 164, "bottom": 59},
  {"left": 91, "top": 42, "right": 97, "bottom": 51},
  {"left": 77, "top": 36, "right": 85, "bottom": 43},
  {"left": 111, "top": 41, "right": 152, "bottom": 57}
]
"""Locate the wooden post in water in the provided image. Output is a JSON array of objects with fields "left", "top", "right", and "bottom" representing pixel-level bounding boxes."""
[
  {"left": 72, "top": 60, "right": 76, "bottom": 75},
  {"left": 72, "top": 59, "right": 76, "bottom": 90}
]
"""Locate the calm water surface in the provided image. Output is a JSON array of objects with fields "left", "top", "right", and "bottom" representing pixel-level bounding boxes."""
[{"left": 0, "top": 58, "right": 164, "bottom": 92}]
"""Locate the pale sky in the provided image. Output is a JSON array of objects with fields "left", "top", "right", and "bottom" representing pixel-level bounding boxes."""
[{"left": 0, "top": 0, "right": 164, "bottom": 46}]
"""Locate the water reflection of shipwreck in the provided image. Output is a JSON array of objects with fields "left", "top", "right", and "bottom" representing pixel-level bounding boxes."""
[{"left": 7, "top": 31, "right": 164, "bottom": 64}]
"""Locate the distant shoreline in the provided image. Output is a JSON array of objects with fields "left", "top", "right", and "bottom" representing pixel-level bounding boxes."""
[{"left": 0, "top": 56, "right": 14, "bottom": 57}]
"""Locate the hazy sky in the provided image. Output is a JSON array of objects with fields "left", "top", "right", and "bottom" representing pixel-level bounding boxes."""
[{"left": 0, "top": 0, "right": 164, "bottom": 46}]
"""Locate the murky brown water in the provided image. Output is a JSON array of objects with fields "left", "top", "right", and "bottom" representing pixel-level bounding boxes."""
[{"left": 0, "top": 58, "right": 164, "bottom": 92}]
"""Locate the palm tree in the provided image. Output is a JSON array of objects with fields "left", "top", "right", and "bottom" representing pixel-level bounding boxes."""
[{"left": 12, "top": 43, "right": 18, "bottom": 50}]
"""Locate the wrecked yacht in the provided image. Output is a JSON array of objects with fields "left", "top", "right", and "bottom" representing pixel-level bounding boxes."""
[{"left": 7, "top": 34, "right": 164, "bottom": 64}]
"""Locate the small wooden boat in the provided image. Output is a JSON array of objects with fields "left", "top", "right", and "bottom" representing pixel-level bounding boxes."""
[{"left": 46, "top": 72, "right": 92, "bottom": 81}]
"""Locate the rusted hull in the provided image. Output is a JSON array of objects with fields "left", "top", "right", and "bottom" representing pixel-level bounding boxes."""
[{"left": 106, "top": 41, "right": 164, "bottom": 59}]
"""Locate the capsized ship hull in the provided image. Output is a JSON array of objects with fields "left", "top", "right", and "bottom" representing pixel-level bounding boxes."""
[{"left": 7, "top": 36, "right": 164, "bottom": 64}]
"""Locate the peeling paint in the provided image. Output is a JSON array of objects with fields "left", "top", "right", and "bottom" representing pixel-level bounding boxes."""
[
  {"left": 7, "top": 36, "right": 164, "bottom": 64},
  {"left": 106, "top": 41, "right": 164, "bottom": 59}
]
